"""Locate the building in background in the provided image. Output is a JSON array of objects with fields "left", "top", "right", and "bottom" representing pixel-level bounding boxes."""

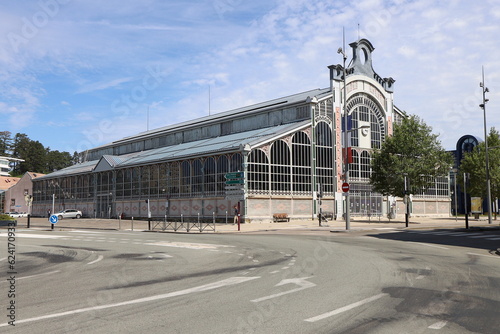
[
  {"left": 0, "top": 156, "right": 24, "bottom": 177},
  {"left": 32, "top": 39, "right": 451, "bottom": 221},
  {"left": 4, "top": 172, "right": 45, "bottom": 215},
  {"left": 0, "top": 176, "right": 20, "bottom": 213}
]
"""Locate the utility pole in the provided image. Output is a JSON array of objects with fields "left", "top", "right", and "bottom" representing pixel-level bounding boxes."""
[{"left": 480, "top": 66, "right": 492, "bottom": 224}]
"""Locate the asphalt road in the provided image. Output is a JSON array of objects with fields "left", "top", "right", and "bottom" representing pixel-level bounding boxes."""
[{"left": 1, "top": 227, "right": 499, "bottom": 333}]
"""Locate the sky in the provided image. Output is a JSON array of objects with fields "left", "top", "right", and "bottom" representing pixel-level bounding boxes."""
[{"left": 1, "top": 0, "right": 500, "bottom": 154}]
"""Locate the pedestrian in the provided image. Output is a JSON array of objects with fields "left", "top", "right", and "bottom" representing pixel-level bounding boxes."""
[
  {"left": 233, "top": 205, "right": 239, "bottom": 225},
  {"left": 47, "top": 209, "right": 51, "bottom": 221}
]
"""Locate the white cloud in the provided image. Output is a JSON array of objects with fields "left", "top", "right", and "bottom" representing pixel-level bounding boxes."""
[
  {"left": 0, "top": 0, "right": 499, "bottom": 152},
  {"left": 76, "top": 77, "right": 134, "bottom": 94}
]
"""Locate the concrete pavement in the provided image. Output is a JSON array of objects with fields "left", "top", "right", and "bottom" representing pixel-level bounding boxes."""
[{"left": 7, "top": 215, "right": 500, "bottom": 233}]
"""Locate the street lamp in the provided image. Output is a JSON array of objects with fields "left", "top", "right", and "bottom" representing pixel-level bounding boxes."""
[
  {"left": 338, "top": 46, "right": 349, "bottom": 229},
  {"left": 480, "top": 67, "right": 493, "bottom": 224},
  {"left": 450, "top": 168, "right": 458, "bottom": 222},
  {"left": 337, "top": 43, "right": 372, "bottom": 229}
]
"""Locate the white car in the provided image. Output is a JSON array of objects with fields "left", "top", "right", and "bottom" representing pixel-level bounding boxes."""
[
  {"left": 56, "top": 209, "right": 82, "bottom": 219},
  {"left": 5, "top": 212, "right": 27, "bottom": 218}
]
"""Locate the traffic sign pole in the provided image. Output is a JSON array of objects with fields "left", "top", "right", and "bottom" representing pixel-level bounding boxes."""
[{"left": 49, "top": 214, "right": 58, "bottom": 230}]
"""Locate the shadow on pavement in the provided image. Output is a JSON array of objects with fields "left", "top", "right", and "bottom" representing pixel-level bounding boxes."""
[{"left": 366, "top": 228, "right": 500, "bottom": 255}]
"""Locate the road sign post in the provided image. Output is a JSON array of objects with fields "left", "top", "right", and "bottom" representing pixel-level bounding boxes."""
[{"left": 49, "top": 214, "right": 58, "bottom": 230}]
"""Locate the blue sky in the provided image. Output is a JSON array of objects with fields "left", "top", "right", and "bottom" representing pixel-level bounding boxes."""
[{"left": 1, "top": 0, "right": 500, "bottom": 153}]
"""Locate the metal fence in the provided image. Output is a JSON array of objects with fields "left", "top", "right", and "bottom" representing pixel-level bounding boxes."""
[{"left": 150, "top": 213, "right": 216, "bottom": 232}]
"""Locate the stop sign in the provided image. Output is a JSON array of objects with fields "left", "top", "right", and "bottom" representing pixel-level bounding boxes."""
[{"left": 342, "top": 182, "right": 350, "bottom": 192}]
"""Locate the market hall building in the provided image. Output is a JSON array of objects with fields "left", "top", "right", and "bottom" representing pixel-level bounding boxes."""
[{"left": 32, "top": 39, "right": 451, "bottom": 221}]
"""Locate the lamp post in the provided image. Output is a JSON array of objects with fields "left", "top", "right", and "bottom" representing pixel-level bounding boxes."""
[
  {"left": 464, "top": 172, "right": 469, "bottom": 229},
  {"left": 338, "top": 46, "right": 350, "bottom": 230},
  {"left": 480, "top": 67, "right": 492, "bottom": 224},
  {"left": 451, "top": 168, "right": 458, "bottom": 222}
]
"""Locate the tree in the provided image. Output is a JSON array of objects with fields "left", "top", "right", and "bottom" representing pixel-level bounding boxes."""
[
  {"left": 459, "top": 128, "right": 500, "bottom": 200},
  {"left": 10, "top": 133, "right": 74, "bottom": 174},
  {"left": 370, "top": 115, "right": 453, "bottom": 197},
  {"left": 0, "top": 131, "right": 12, "bottom": 156},
  {"left": 46, "top": 150, "right": 73, "bottom": 173}
]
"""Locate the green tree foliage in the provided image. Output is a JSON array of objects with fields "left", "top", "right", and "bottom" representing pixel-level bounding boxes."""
[
  {"left": 370, "top": 115, "right": 453, "bottom": 197},
  {"left": 0, "top": 131, "right": 12, "bottom": 156},
  {"left": 459, "top": 128, "right": 500, "bottom": 199},
  {"left": 46, "top": 150, "right": 73, "bottom": 173},
  {"left": 3, "top": 132, "right": 74, "bottom": 175}
]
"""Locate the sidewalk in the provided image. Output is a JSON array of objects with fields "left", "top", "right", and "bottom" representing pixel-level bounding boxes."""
[{"left": 9, "top": 216, "right": 500, "bottom": 234}]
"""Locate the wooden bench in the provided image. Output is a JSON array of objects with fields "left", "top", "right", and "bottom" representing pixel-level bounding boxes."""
[{"left": 273, "top": 213, "right": 290, "bottom": 222}]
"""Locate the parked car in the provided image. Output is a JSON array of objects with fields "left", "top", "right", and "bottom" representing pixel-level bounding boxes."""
[
  {"left": 56, "top": 209, "right": 82, "bottom": 219},
  {"left": 5, "top": 212, "right": 28, "bottom": 218}
]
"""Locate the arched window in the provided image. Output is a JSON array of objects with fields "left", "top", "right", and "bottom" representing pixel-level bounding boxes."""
[
  {"left": 123, "top": 168, "right": 132, "bottom": 198},
  {"left": 149, "top": 164, "right": 159, "bottom": 198},
  {"left": 180, "top": 161, "right": 191, "bottom": 197},
  {"left": 217, "top": 155, "right": 229, "bottom": 196},
  {"left": 360, "top": 151, "right": 371, "bottom": 179},
  {"left": 192, "top": 159, "right": 203, "bottom": 196},
  {"left": 351, "top": 150, "right": 360, "bottom": 179},
  {"left": 270, "top": 140, "right": 291, "bottom": 193},
  {"left": 116, "top": 170, "right": 124, "bottom": 199},
  {"left": 248, "top": 149, "right": 269, "bottom": 193},
  {"left": 141, "top": 166, "right": 150, "bottom": 197},
  {"left": 169, "top": 162, "right": 180, "bottom": 197},
  {"left": 292, "top": 131, "right": 311, "bottom": 193},
  {"left": 158, "top": 163, "right": 168, "bottom": 197},
  {"left": 348, "top": 94, "right": 385, "bottom": 149},
  {"left": 315, "top": 122, "right": 334, "bottom": 194},
  {"left": 230, "top": 153, "right": 242, "bottom": 172},
  {"left": 204, "top": 157, "right": 217, "bottom": 196}
]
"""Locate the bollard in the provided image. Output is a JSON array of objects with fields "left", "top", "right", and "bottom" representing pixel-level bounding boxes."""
[
  {"left": 225, "top": 211, "right": 228, "bottom": 224},
  {"left": 198, "top": 213, "right": 201, "bottom": 232},
  {"left": 131, "top": 216, "right": 134, "bottom": 231},
  {"left": 27, "top": 214, "right": 30, "bottom": 228},
  {"left": 118, "top": 216, "right": 121, "bottom": 230}
]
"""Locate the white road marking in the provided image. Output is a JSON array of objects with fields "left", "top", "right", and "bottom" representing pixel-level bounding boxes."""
[
  {"left": 269, "top": 270, "right": 280, "bottom": 274},
  {"left": 67, "top": 230, "right": 106, "bottom": 234},
  {"left": 0, "top": 257, "right": 6, "bottom": 262},
  {"left": 0, "top": 276, "right": 260, "bottom": 327},
  {"left": 428, "top": 320, "right": 448, "bottom": 329},
  {"left": 411, "top": 242, "right": 449, "bottom": 250},
  {"left": 146, "top": 241, "right": 234, "bottom": 250},
  {"left": 252, "top": 277, "right": 316, "bottom": 303},
  {"left": 468, "top": 234, "right": 493, "bottom": 238},
  {"left": 0, "top": 233, "right": 66, "bottom": 239},
  {"left": 0, "top": 270, "right": 60, "bottom": 284},
  {"left": 487, "top": 237, "right": 500, "bottom": 240},
  {"left": 86, "top": 255, "right": 104, "bottom": 265},
  {"left": 304, "top": 293, "right": 388, "bottom": 322}
]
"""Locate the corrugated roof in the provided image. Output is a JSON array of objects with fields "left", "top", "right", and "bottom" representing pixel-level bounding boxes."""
[
  {"left": 36, "top": 160, "right": 97, "bottom": 180},
  {"left": 86, "top": 88, "right": 328, "bottom": 150},
  {"left": 35, "top": 121, "right": 311, "bottom": 179}
]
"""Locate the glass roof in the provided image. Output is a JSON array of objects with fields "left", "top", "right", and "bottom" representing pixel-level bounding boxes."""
[{"left": 36, "top": 121, "right": 310, "bottom": 180}]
